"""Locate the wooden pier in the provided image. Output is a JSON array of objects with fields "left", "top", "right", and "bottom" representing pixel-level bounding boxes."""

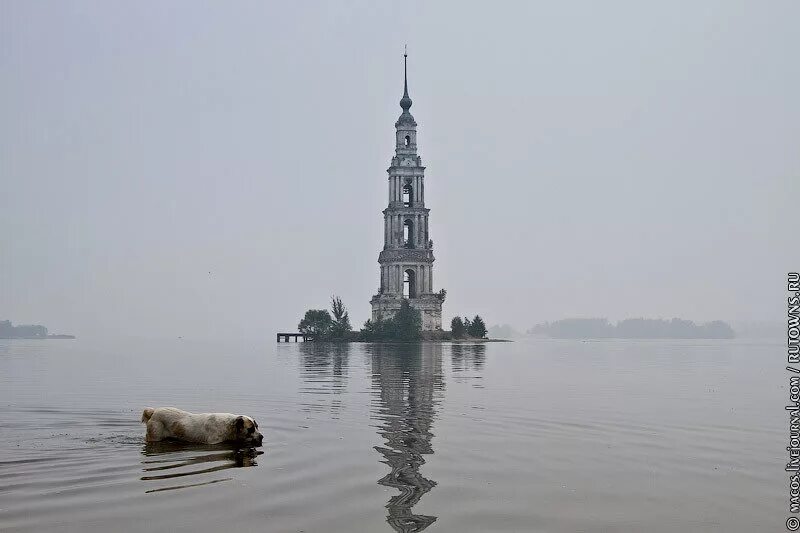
[{"left": 276, "top": 333, "right": 313, "bottom": 342}]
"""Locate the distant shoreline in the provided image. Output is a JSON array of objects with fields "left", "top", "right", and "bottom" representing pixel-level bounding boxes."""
[
  {"left": 1, "top": 320, "right": 74, "bottom": 339},
  {"left": 528, "top": 317, "right": 735, "bottom": 340},
  {"left": 0, "top": 335, "right": 76, "bottom": 340}
]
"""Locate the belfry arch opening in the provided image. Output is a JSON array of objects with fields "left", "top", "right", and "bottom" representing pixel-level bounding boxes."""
[
  {"left": 403, "top": 269, "right": 416, "bottom": 298},
  {"left": 404, "top": 135, "right": 410, "bottom": 147},
  {"left": 403, "top": 219, "right": 414, "bottom": 248},
  {"left": 403, "top": 183, "right": 413, "bottom": 207}
]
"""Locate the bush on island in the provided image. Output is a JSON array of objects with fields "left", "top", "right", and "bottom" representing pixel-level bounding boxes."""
[{"left": 362, "top": 299, "right": 422, "bottom": 341}]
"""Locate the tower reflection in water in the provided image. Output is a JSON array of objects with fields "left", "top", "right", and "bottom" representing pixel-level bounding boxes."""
[
  {"left": 368, "top": 343, "right": 444, "bottom": 532},
  {"left": 296, "top": 341, "right": 486, "bottom": 532}
]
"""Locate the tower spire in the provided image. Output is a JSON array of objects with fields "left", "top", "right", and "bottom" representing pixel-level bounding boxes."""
[{"left": 400, "top": 45, "right": 412, "bottom": 111}]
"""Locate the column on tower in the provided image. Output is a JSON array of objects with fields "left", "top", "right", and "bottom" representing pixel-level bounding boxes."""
[{"left": 396, "top": 265, "right": 402, "bottom": 293}]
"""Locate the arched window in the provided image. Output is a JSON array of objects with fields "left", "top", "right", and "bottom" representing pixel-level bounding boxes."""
[
  {"left": 404, "top": 135, "right": 410, "bottom": 147},
  {"left": 403, "top": 269, "right": 416, "bottom": 298},
  {"left": 403, "top": 183, "right": 413, "bottom": 207},
  {"left": 403, "top": 219, "right": 414, "bottom": 248}
]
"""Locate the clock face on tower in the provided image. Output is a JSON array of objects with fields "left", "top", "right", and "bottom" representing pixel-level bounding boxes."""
[{"left": 402, "top": 158, "right": 414, "bottom": 166}]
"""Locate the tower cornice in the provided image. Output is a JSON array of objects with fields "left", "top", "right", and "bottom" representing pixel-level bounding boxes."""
[
  {"left": 387, "top": 166, "right": 426, "bottom": 174},
  {"left": 382, "top": 206, "right": 430, "bottom": 215}
]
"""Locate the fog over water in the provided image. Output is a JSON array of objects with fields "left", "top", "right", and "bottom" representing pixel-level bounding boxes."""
[
  {"left": 2, "top": 2, "right": 798, "bottom": 339},
  {"left": 0, "top": 338, "right": 783, "bottom": 532}
]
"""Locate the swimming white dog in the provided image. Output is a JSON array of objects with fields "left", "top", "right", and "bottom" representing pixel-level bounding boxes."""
[{"left": 141, "top": 407, "right": 264, "bottom": 446}]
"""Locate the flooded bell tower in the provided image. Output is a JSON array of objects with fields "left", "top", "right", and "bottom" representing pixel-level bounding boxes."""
[{"left": 370, "top": 51, "right": 443, "bottom": 330}]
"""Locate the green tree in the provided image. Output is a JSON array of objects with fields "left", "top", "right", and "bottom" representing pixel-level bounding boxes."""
[
  {"left": 362, "top": 317, "right": 390, "bottom": 341},
  {"left": 360, "top": 301, "right": 421, "bottom": 341},
  {"left": 467, "top": 315, "right": 487, "bottom": 338},
  {"left": 298, "top": 309, "right": 333, "bottom": 338},
  {"left": 450, "top": 316, "right": 465, "bottom": 339},
  {"left": 329, "top": 295, "right": 352, "bottom": 339},
  {"left": 392, "top": 299, "right": 422, "bottom": 341}
]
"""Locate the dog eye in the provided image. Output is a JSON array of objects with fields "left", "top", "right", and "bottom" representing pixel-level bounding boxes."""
[{"left": 247, "top": 427, "right": 254, "bottom": 433}]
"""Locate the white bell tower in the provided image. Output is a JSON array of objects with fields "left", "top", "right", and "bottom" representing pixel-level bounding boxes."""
[{"left": 370, "top": 51, "right": 443, "bottom": 330}]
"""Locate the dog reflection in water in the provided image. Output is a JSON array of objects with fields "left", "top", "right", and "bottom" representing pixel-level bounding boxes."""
[{"left": 141, "top": 440, "right": 263, "bottom": 493}]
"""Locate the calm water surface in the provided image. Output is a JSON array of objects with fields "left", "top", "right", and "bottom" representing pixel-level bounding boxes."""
[{"left": 0, "top": 338, "right": 784, "bottom": 532}]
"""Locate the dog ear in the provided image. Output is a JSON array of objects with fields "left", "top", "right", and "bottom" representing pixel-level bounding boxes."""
[{"left": 235, "top": 416, "right": 244, "bottom": 431}]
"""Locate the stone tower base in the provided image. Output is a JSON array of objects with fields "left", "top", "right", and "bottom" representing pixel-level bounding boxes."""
[{"left": 370, "top": 294, "right": 442, "bottom": 331}]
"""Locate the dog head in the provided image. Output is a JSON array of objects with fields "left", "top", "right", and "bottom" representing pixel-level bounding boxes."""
[{"left": 233, "top": 416, "right": 263, "bottom": 446}]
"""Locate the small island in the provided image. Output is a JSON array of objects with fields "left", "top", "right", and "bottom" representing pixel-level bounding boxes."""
[
  {"left": 281, "top": 296, "right": 500, "bottom": 343},
  {"left": 0, "top": 320, "right": 75, "bottom": 340}
]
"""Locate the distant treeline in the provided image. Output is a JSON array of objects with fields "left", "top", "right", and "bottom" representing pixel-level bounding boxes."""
[
  {"left": 0, "top": 320, "right": 75, "bottom": 339},
  {"left": 528, "top": 318, "right": 735, "bottom": 339}
]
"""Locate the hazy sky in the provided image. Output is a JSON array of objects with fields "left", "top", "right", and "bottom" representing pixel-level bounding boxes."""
[{"left": 2, "top": 1, "right": 798, "bottom": 339}]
